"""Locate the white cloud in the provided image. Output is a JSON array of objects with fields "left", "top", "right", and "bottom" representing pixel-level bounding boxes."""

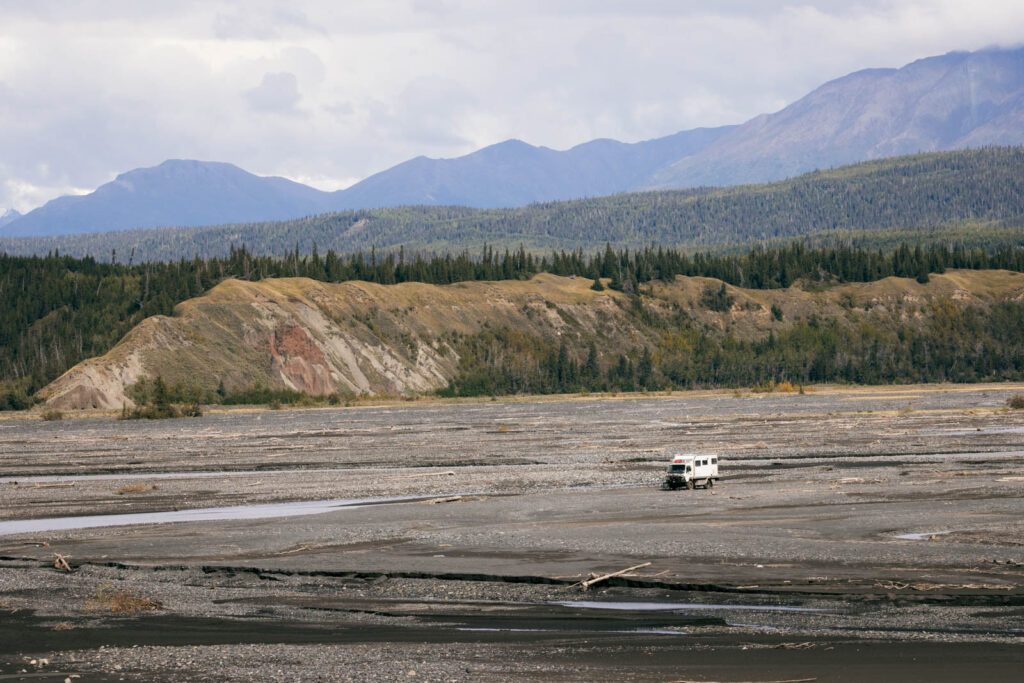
[
  {"left": 2, "top": 178, "right": 92, "bottom": 213},
  {"left": 245, "top": 72, "right": 304, "bottom": 114},
  {"left": 0, "top": 0, "right": 1022, "bottom": 211},
  {"left": 212, "top": 6, "right": 325, "bottom": 40}
]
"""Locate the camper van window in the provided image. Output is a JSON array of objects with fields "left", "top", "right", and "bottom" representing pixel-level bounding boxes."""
[{"left": 711, "top": 458, "right": 718, "bottom": 464}]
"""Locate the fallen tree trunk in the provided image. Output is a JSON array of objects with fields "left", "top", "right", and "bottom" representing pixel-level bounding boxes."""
[
  {"left": 391, "top": 471, "right": 456, "bottom": 479},
  {"left": 576, "top": 562, "right": 651, "bottom": 590}
]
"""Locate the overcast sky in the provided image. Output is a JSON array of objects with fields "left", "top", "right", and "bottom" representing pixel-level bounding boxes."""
[{"left": 1, "top": 0, "right": 1022, "bottom": 212}]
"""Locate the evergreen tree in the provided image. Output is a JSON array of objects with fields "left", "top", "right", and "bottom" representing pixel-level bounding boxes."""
[{"left": 584, "top": 342, "right": 600, "bottom": 382}]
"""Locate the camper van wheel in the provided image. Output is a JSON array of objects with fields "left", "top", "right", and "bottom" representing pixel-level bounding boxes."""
[
  {"left": 706, "top": 478, "right": 714, "bottom": 489},
  {"left": 686, "top": 480, "right": 695, "bottom": 490}
]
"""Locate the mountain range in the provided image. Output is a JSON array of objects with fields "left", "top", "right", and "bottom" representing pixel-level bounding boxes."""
[
  {"left": 3, "top": 46, "right": 1023, "bottom": 238},
  {"left": 5, "top": 147, "right": 1021, "bottom": 261},
  {"left": 0, "top": 128, "right": 733, "bottom": 237}
]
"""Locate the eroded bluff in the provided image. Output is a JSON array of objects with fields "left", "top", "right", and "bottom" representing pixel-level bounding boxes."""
[{"left": 40, "top": 270, "right": 1024, "bottom": 410}]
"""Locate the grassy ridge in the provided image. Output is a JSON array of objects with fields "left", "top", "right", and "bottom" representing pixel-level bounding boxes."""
[{"left": 48, "top": 270, "right": 1024, "bottom": 411}]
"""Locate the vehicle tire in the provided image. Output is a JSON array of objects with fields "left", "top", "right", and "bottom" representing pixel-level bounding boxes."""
[
  {"left": 707, "top": 478, "right": 714, "bottom": 489},
  {"left": 686, "top": 480, "right": 695, "bottom": 490}
]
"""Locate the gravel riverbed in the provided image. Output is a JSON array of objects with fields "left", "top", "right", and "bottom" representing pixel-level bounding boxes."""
[{"left": 1, "top": 384, "right": 1022, "bottom": 681}]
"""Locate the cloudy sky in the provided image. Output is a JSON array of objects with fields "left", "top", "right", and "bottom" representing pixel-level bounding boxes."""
[{"left": 1, "top": 0, "right": 1022, "bottom": 212}]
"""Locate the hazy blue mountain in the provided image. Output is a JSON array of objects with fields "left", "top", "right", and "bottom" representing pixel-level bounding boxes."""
[
  {"left": 1, "top": 129, "right": 732, "bottom": 236},
  {"left": 1, "top": 160, "right": 337, "bottom": 237},
  {"left": 0, "top": 209, "right": 21, "bottom": 228},
  {"left": 6, "top": 46, "right": 1024, "bottom": 237},
  {"left": 330, "top": 127, "right": 733, "bottom": 209},
  {"left": 648, "top": 47, "right": 1024, "bottom": 188}
]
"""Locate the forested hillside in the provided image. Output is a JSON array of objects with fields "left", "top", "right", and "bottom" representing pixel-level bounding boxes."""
[
  {"left": 39, "top": 268, "right": 1024, "bottom": 411},
  {"left": 2, "top": 147, "right": 1022, "bottom": 261},
  {"left": 3, "top": 240, "right": 1024, "bottom": 409}
]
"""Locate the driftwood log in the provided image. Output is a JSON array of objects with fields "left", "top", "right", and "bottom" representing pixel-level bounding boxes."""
[
  {"left": 53, "top": 554, "right": 73, "bottom": 573},
  {"left": 392, "top": 471, "right": 456, "bottom": 479},
  {"left": 575, "top": 562, "right": 651, "bottom": 590}
]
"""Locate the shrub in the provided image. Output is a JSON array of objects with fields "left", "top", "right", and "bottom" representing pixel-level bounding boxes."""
[
  {"left": 88, "top": 588, "right": 162, "bottom": 614},
  {"left": 1007, "top": 395, "right": 1024, "bottom": 409},
  {"left": 701, "top": 283, "right": 734, "bottom": 312},
  {"left": 0, "top": 387, "right": 36, "bottom": 411},
  {"left": 121, "top": 375, "right": 217, "bottom": 419},
  {"left": 40, "top": 410, "right": 63, "bottom": 421},
  {"left": 116, "top": 483, "right": 157, "bottom": 495},
  {"left": 752, "top": 380, "right": 798, "bottom": 393},
  {"left": 121, "top": 403, "right": 183, "bottom": 420},
  {"left": 219, "top": 385, "right": 307, "bottom": 406}
]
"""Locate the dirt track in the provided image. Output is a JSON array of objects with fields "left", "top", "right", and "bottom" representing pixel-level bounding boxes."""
[{"left": 1, "top": 384, "right": 1023, "bottom": 681}]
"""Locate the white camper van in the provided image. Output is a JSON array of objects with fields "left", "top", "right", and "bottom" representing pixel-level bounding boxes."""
[{"left": 662, "top": 454, "right": 719, "bottom": 490}]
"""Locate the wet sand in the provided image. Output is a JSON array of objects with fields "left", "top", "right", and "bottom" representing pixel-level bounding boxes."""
[{"left": 1, "top": 384, "right": 1022, "bottom": 681}]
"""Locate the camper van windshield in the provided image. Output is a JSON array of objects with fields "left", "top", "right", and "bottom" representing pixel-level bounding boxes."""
[{"left": 669, "top": 464, "right": 686, "bottom": 472}]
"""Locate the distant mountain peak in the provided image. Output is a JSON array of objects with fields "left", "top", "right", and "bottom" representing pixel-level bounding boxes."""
[
  {"left": 1, "top": 160, "right": 335, "bottom": 237},
  {"left": 464, "top": 138, "right": 547, "bottom": 160},
  {"left": 489, "top": 138, "right": 533, "bottom": 149},
  {"left": 0, "top": 208, "right": 22, "bottom": 228},
  {"left": 647, "top": 45, "right": 1024, "bottom": 189},
  {"left": 114, "top": 159, "right": 247, "bottom": 180}
]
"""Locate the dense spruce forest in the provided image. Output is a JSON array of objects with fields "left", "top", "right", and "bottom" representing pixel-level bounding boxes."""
[
  {"left": 2, "top": 147, "right": 1023, "bottom": 261},
  {"left": 3, "top": 239, "right": 1024, "bottom": 409},
  {"left": 440, "top": 301, "right": 1024, "bottom": 398}
]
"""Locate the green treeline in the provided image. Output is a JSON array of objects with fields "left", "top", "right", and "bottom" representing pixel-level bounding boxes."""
[
  {"left": 126, "top": 375, "right": 327, "bottom": 413},
  {"left": 2, "top": 239, "right": 1024, "bottom": 408},
  {"left": 128, "top": 375, "right": 332, "bottom": 408},
  {"left": 441, "top": 300, "right": 1024, "bottom": 397}
]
